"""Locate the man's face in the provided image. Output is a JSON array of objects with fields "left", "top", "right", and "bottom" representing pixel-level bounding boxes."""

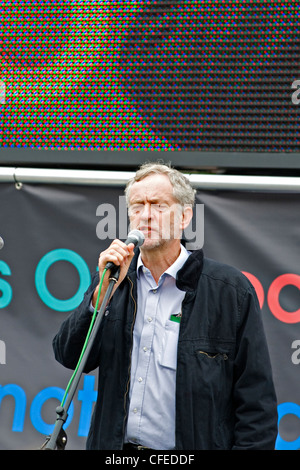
[{"left": 128, "top": 173, "right": 185, "bottom": 251}]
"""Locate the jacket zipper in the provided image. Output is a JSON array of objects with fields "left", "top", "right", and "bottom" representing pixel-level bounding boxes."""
[{"left": 121, "top": 276, "right": 137, "bottom": 448}]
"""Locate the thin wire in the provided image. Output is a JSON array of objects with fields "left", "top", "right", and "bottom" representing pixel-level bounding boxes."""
[{"left": 60, "top": 268, "right": 107, "bottom": 407}]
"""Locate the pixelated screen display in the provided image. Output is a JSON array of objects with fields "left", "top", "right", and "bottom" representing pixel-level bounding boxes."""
[{"left": 1, "top": 0, "right": 300, "bottom": 154}]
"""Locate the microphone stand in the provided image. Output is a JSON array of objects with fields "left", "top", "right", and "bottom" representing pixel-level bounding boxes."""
[{"left": 40, "top": 267, "right": 120, "bottom": 450}]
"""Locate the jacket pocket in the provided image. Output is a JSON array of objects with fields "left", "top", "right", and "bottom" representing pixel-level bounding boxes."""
[
  {"left": 192, "top": 339, "right": 234, "bottom": 399},
  {"left": 196, "top": 350, "right": 229, "bottom": 361},
  {"left": 193, "top": 338, "right": 234, "bottom": 362}
]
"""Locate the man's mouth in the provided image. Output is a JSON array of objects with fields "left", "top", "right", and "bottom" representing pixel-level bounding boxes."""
[{"left": 139, "top": 227, "right": 158, "bottom": 237}]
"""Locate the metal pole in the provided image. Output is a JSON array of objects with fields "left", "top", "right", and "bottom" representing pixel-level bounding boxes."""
[{"left": 0, "top": 167, "right": 300, "bottom": 191}]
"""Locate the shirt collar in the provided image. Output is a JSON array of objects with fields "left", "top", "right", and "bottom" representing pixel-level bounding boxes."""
[{"left": 136, "top": 244, "right": 190, "bottom": 281}]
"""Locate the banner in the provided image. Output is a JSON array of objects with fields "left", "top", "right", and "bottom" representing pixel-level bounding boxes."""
[{"left": 0, "top": 182, "right": 299, "bottom": 450}]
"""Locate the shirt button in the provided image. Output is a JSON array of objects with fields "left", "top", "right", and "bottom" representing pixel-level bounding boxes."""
[
  {"left": 152, "top": 289, "right": 157, "bottom": 294},
  {"left": 138, "top": 377, "right": 143, "bottom": 382},
  {"left": 143, "top": 346, "right": 148, "bottom": 352},
  {"left": 147, "top": 317, "right": 153, "bottom": 322},
  {"left": 133, "top": 408, "right": 138, "bottom": 414}
]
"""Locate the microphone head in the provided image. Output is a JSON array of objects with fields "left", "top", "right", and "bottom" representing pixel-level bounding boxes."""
[
  {"left": 127, "top": 229, "right": 145, "bottom": 247},
  {"left": 0, "top": 237, "right": 4, "bottom": 250}
]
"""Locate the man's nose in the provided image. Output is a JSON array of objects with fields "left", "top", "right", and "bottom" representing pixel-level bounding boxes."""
[{"left": 140, "top": 203, "right": 152, "bottom": 219}]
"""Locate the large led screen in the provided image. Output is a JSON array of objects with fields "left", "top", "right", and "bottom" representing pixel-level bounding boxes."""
[{"left": 1, "top": 0, "right": 300, "bottom": 159}]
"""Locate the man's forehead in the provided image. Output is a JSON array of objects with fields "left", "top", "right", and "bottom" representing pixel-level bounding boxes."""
[{"left": 129, "top": 173, "right": 174, "bottom": 199}]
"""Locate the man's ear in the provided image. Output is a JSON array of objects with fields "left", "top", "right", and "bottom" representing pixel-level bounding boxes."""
[{"left": 180, "top": 205, "right": 193, "bottom": 230}]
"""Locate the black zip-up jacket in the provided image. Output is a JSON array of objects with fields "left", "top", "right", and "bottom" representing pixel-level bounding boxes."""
[{"left": 53, "top": 249, "right": 278, "bottom": 450}]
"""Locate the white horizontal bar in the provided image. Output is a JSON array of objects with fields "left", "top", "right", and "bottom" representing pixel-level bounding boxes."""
[
  {"left": 0, "top": 167, "right": 135, "bottom": 186},
  {"left": 188, "top": 173, "right": 300, "bottom": 191},
  {"left": 0, "top": 167, "right": 300, "bottom": 191},
  {"left": 16, "top": 167, "right": 135, "bottom": 186},
  {"left": 0, "top": 167, "right": 16, "bottom": 183}
]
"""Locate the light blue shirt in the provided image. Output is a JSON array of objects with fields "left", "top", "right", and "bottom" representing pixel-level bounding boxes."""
[{"left": 125, "top": 244, "right": 190, "bottom": 449}]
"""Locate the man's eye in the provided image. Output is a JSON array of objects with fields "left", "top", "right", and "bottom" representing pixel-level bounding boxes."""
[
  {"left": 130, "top": 204, "right": 143, "bottom": 214},
  {"left": 129, "top": 203, "right": 169, "bottom": 214},
  {"left": 152, "top": 204, "right": 168, "bottom": 212}
]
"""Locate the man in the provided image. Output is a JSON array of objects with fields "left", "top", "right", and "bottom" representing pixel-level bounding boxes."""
[{"left": 53, "top": 162, "right": 278, "bottom": 450}]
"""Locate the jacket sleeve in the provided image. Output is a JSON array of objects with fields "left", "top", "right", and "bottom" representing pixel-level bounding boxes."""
[
  {"left": 232, "top": 286, "right": 278, "bottom": 449},
  {"left": 52, "top": 272, "right": 104, "bottom": 373}
]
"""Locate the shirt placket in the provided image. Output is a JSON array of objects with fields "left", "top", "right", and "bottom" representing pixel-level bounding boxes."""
[{"left": 127, "top": 273, "right": 160, "bottom": 443}]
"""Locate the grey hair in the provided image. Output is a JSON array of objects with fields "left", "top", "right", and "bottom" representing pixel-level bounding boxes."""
[{"left": 125, "top": 161, "right": 196, "bottom": 207}]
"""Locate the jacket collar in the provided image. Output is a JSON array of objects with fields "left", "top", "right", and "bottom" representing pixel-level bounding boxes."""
[
  {"left": 176, "top": 249, "right": 204, "bottom": 292},
  {"left": 128, "top": 248, "right": 204, "bottom": 292}
]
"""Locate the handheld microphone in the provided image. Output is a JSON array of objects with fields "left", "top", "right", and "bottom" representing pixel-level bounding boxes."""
[
  {"left": 105, "top": 230, "right": 145, "bottom": 270},
  {"left": 0, "top": 237, "right": 4, "bottom": 250}
]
